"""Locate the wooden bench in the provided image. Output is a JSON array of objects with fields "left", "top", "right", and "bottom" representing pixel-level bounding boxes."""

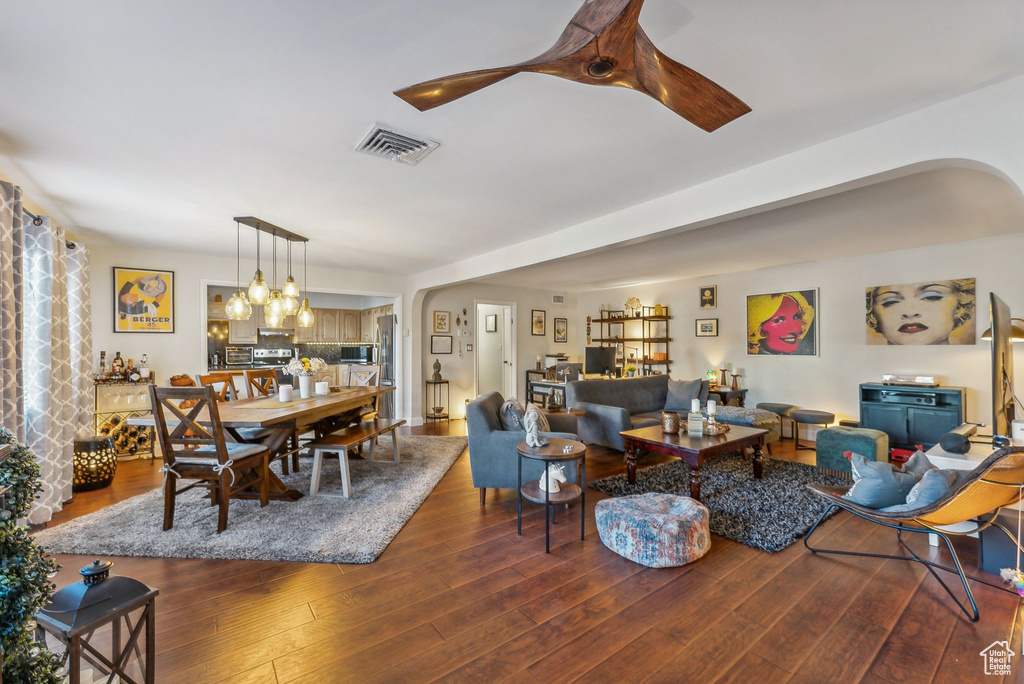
[{"left": 306, "top": 418, "right": 407, "bottom": 498}]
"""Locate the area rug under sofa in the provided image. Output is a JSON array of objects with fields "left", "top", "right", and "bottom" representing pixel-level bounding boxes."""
[
  {"left": 590, "top": 454, "right": 849, "bottom": 552},
  {"left": 33, "top": 435, "right": 467, "bottom": 564}
]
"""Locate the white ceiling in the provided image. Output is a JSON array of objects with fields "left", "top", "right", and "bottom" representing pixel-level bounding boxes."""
[
  {"left": 1, "top": 1, "right": 1023, "bottom": 273},
  {"left": 477, "top": 168, "right": 1024, "bottom": 290}
]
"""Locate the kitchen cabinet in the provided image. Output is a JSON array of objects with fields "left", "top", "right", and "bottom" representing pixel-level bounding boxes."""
[
  {"left": 208, "top": 301, "right": 228, "bottom": 321},
  {"left": 295, "top": 316, "right": 316, "bottom": 343},
  {"left": 342, "top": 311, "right": 360, "bottom": 342},
  {"left": 361, "top": 309, "right": 374, "bottom": 342},
  {"left": 228, "top": 307, "right": 261, "bottom": 344},
  {"left": 315, "top": 309, "right": 341, "bottom": 342}
]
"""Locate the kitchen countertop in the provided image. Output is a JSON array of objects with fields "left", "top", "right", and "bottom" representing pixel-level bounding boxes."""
[{"left": 208, "top": 362, "right": 372, "bottom": 372}]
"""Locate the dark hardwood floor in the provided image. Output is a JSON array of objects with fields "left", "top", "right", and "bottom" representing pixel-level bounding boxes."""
[{"left": 37, "top": 422, "right": 1023, "bottom": 683}]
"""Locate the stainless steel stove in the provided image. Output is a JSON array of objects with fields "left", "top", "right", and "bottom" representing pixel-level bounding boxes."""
[{"left": 252, "top": 348, "right": 294, "bottom": 368}]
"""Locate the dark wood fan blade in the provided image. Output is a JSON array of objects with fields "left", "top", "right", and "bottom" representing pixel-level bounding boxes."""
[
  {"left": 634, "top": 27, "right": 750, "bottom": 131},
  {"left": 569, "top": 0, "right": 644, "bottom": 35},
  {"left": 394, "top": 67, "right": 519, "bottom": 111}
]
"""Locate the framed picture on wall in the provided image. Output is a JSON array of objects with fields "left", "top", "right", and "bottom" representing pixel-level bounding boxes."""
[
  {"left": 430, "top": 335, "right": 453, "bottom": 354},
  {"left": 865, "top": 278, "right": 975, "bottom": 345},
  {"left": 699, "top": 285, "right": 717, "bottom": 309},
  {"left": 554, "top": 317, "right": 567, "bottom": 343},
  {"left": 695, "top": 318, "right": 718, "bottom": 337},
  {"left": 485, "top": 314, "right": 498, "bottom": 332},
  {"left": 433, "top": 311, "right": 451, "bottom": 333},
  {"left": 113, "top": 266, "right": 175, "bottom": 333},
  {"left": 746, "top": 288, "right": 818, "bottom": 356},
  {"left": 532, "top": 309, "right": 546, "bottom": 336}
]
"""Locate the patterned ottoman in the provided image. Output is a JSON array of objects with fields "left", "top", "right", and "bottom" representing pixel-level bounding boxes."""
[{"left": 595, "top": 493, "right": 711, "bottom": 568}]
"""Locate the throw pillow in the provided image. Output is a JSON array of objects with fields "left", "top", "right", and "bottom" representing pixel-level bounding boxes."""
[
  {"left": 499, "top": 398, "right": 526, "bottom": 431},
  {"left": 843, "top": 452, "right": 919, "bottom": 508},
  {"left": 525, "top": 403, "right": 550, "bottom": 432},
  {"left": 665, "top": 379, "right": 702, "bottom": 411},
  {"left": 699, "top": 380, "right": 710, "bottom": 404},
  {"left": 902, "top": 450, "right": 935, "bottom": 478},
  {"left": 906, "top": 468, "right": 959, "bottom": 507}
]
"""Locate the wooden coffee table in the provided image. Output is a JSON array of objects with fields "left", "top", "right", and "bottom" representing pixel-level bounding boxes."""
[{"left": 619, "top": 424, "right": 768, "bottom": 500}]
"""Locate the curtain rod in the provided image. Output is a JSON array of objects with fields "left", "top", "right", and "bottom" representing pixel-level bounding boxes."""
[{"left": 23, "top": 209, "right": 76, "bottom": 249}]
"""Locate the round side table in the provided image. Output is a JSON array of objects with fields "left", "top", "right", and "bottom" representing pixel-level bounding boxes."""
[{"left": 517, "top": 438, "right": 586, "bottom": 553}]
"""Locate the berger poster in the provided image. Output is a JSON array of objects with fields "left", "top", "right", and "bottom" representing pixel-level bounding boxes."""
[{"left": 113, "top": 267, "right": 175, "bottom": 333}]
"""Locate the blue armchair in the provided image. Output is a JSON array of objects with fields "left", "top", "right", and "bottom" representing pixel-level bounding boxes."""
[{"left": 466, "top": 391, "right": 578, "bottom": 505}]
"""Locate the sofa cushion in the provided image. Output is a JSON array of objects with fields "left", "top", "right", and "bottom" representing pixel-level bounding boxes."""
[
  {"left": 565, "top": 375, "right": 669, "bottom": 415},
  {"left": 664, "top": 379, "right": 702, "bottom": 411},
  {"left": 499, "top": 398, "right": 526, "bottom": 431},
  {"left": 630, "top": 415, "right": 660, "bottom": 430}
]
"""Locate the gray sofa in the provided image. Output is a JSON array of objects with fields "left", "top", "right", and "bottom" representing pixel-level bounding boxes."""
[
  {"left": 466, "top": 391, "right": 578, "bottom": 505},
  {"left": 565, "top": 375, "right": 780, "bottom": 451}
]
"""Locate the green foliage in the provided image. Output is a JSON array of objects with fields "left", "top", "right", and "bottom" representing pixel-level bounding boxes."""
[{"left": 0, "top": 428, "right": 62, "bottom": 683}]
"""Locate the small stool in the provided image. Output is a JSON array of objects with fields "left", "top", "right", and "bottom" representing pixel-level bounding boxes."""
[
  {"left": 756, "top": 402, "right": 795, "bottom": 441},
  {"left": 790, "top": 409, "right": 836, "bottom": 451},
  {"left": 595, "top": 493, "right": 710, "bottom": 568},
  {"left": 815, "top": 426, "right": 888, "bottom": 478}
]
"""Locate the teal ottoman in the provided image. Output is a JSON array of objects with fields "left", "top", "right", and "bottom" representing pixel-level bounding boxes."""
[{"left": 816, "top": 426, "right": 888, "bottom": 478}]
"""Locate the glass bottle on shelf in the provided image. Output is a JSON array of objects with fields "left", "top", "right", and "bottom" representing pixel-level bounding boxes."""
[
  {"left": 97, "top": 350, "right": 108, "bottom": 380},
  {"left": 127, "top": 359, "right": 141, "bottom": 382},
  {"left": 139, "top": 354, "right": 150, "bottom": 380},
  {"left": 111, "top": 352, "right": 125, "bottom": 379}
]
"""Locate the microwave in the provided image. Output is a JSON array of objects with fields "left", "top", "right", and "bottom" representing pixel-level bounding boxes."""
[{"left": 225, "top": 346, "right": 254, "bottom": 365}]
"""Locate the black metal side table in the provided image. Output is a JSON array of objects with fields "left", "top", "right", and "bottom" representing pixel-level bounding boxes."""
[
  {"left": 424, "top": 379, "right": 449, "bottom": 424},
  {"left": 517, "top": 438, "right": 586, "bottom": 553}
]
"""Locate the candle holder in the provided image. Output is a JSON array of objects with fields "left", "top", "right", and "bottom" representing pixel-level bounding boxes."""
[{"left": 72, "top": 437, "right": 118, "bottom": 492}]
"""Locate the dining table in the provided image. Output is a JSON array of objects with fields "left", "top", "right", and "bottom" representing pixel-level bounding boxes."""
[{"left": 129, "top": 386, "right": 395, "bottom": 502}]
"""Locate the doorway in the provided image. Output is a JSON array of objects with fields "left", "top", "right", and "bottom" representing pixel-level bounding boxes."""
[{"left": 475, "top": 301, "right": 516, "bottom": 399}]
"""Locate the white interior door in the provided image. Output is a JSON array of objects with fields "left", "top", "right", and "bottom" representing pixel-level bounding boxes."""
[{"left": 502, "top": 306, "right": 513, "bottom": 397}]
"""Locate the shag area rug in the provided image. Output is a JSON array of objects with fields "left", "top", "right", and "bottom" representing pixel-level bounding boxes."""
[
  {"left": 590, "top": 454, "right": 850, "bottom": 552},
  {"left": 33, "top": 435, "right": 467, "bottom": 564}
]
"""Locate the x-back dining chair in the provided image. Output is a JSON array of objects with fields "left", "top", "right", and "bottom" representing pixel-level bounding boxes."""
[
  {"left": 196, "top": 372, "right": 238, "bottom": 401},
  {"left": 243, "top": 368, "right": 300, "bottom": 474},
  {"left": 149, "top": 385, "right": 271, "bottom": 533},
  {"left": 804, "top": 446, "right": 1024, "bottom": 622}
]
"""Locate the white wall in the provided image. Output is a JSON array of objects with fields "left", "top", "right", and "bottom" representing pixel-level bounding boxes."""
[
  {"left": 419, "top": 283, "right": 577, "bottom": 419},
  {"left": 88, "top": 244, "right": 408, "bottom": 411},
  {"left": 576, "top": 233, "right": 1024, "bottom": 435}
]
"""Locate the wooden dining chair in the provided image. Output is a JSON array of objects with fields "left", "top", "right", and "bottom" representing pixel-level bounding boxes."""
[
  {"left": 804, "top": 446, "right": 1024, "bottom": 622},
  {"left": 244, "top": 368, "right": 279, "bottom": 398},
  {"left": 344, "top": 365, "right": 382, "bottom": 420},
  {"left": 243, "top": 368, "right": 301, "bottom": 474},
  {"left": 149, "top": 385, "right": 271, "bottom": 534},
  {"left": 196, "top": 372, "right": 238, "bottom": 402}
]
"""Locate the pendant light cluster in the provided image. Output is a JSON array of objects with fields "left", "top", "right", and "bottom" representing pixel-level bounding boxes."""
[{"left": 232, "top": 217, "right": 314, "bottom": 328}]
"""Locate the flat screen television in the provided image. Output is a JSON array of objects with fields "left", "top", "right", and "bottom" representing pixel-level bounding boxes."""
[
  {"left": 990, "top": 292, "right": 1016, "bottom": 438},
  {"left": 585, "top": 346, "right": 617, "bottom": 377}
]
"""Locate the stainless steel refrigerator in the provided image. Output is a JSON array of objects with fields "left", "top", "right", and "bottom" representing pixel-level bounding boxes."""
[{"left": 373, "top": 313, "right": 397, "bottom": 419}]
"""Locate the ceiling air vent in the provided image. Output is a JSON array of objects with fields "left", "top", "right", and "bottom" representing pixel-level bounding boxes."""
[
  {"left": 552, "top": 294, "right": 566, "bottom": 304},
  {"left": 355, "top": 123, "right": 439, "bottom": 166}
]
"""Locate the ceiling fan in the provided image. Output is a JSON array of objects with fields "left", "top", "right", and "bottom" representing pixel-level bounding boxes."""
[{"left": 394, "top": 0, "right": 750, "bottom": 132}]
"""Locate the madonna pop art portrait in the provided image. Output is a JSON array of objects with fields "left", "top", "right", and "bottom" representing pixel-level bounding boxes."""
[
  {"left": 747, "top": 289, "right": 817, "bottom": 356},
  {"left": 865, "top": 278, "right": 975, "bottom": 345}
]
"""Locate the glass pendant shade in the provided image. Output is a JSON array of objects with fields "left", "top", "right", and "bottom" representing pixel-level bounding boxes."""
[
  {"left": 282, "top": 275, "right": 300, "bottom": 298},
  {"left": 265, "top": 311, "right": 285, "bottom": 329},
  {"left": 248, "top": 270, "right": 269, "bottom": 305},
  {"left": 296, "top": 299, "right": 315, "bottom": 328},
  {"left": 225, "top": 289, "right": 252, "bottom": 320},
  {"left": 283, "top": 294, "right": 300, "bottom": 316},
  {"left": 264, "top": 290, "right": 286, "bottom": 320}
]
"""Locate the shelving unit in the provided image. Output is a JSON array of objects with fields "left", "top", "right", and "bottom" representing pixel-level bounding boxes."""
[
  {"left": 94, "top": 380, "right": 156, "bottom": 460},
  {"left": 592, "top": 306, "right": 671, "bottom": 374}
]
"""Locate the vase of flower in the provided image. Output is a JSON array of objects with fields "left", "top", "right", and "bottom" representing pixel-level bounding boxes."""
[{"left": 284, "top": 357, "right": 326, "bottom": 399}]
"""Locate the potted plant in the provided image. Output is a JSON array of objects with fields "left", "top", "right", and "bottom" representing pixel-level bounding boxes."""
[
  {"left": 623, "top": 363, "right": 638, "bottom": 377},
  {"left": 283, "top": 357, "right": 326, "bottom": 398}
]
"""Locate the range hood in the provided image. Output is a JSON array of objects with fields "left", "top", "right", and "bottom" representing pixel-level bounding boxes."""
[{"left": 258, "top": 327, "right": 294, "bottom": 337}]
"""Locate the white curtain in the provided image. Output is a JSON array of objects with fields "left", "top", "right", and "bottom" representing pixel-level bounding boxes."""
[{"left": 0, "top": 179, "right": 93, "bottom": 524}]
